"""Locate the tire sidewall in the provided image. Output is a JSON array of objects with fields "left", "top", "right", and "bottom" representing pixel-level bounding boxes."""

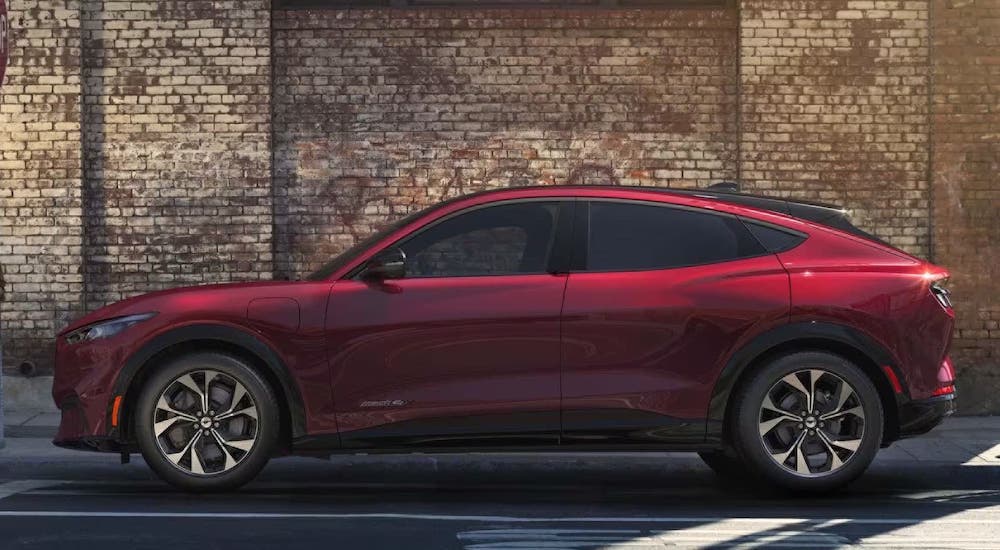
[
  {"left": 732, "top": 351, "right": 884, "bottom": 492},
  {"left": 134, "top": 352, "right": 280, "bottom": 492}
]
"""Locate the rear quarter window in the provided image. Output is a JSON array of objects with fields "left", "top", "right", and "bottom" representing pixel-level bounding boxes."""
[{"left": 743, "top": 221, "right": 807, "bottom": 253}]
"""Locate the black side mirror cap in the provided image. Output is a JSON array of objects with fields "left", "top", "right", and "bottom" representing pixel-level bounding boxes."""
[{"left": 362, "top": 248, "right": 407, "bottom": 281}]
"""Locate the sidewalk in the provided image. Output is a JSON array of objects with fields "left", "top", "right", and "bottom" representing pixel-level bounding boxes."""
[
  {"left": 2, "top": 412, "right": 999, "bottom": 465},
  {"left": 3, "top": 410, "right": 60, "bottom": 439}
]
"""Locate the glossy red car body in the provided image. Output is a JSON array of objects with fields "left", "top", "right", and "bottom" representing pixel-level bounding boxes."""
[{"left": 52, "top": 186, "right": 956, "bottom": 454}]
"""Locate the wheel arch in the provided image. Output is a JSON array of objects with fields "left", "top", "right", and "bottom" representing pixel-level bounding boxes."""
[
  {"left": 708, "top": 322, "right": 903, "bottom": 446},
  {"left": 110, "top": 324, "right": 307, "bottom": 448}
]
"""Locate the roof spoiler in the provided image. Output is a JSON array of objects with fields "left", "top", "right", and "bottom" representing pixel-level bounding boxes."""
[
  {"left": 700, "top": 181, "right": 891, "bottom": 248},
  {"left": 707, "top": 181, "right": 741, "bottom": 193}
]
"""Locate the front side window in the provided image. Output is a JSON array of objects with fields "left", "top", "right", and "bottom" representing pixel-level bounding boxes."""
[
  {"left": 583, "top": 201, "right": 765, "bottom": 271},
  {"left": 399, "top": 201, "right": 560, "bottom": 278}
]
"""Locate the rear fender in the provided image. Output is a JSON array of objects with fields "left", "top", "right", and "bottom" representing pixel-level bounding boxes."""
[{"left": 708, "top": 321, "right": 904, "bottom": 443}]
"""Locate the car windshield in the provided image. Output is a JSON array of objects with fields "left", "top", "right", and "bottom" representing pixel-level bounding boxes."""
[{"left": 305, "top": 205, "right": 437, "bottom": 281}]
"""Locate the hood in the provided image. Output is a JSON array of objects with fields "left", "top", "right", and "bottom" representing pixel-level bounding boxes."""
[{"left": 59, "top": 280, "right": 298, "bottom": 336}]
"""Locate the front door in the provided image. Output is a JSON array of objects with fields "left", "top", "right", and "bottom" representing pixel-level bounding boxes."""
[{"left": 326, "top": 200, "right": 570, "bottom": 449}]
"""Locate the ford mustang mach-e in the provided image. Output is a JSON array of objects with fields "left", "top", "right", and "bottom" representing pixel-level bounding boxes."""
[{"left": 52, "top": 185, "right": 957, "bottom": 492}]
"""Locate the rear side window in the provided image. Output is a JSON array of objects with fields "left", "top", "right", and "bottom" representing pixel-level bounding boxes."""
[
  {"left": 744, "top": 221, "right": 807, "bottom": 253},
  {"left": 582, "top": 201, "right": 766, "bottom": 271}
]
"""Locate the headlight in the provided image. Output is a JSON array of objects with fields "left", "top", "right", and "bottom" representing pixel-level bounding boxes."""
[{"left": 64, "top": 313, "right": 157, "bottom": 345}]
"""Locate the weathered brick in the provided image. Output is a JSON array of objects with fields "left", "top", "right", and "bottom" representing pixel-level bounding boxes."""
[
  {"left": 740, "top": 0, "right": 931, "bottom": 260},
  {"left": 271, "top": 7, "right": 740, "bottom": 277},
  {"left": 0, "top": 1, "right": 997, "bottom": 415},
  {"left": 929, "top": 0, "right": 1000, "bottom": 413},
  {"left": 0, "top": 0, "right": 85, "bottom": 374}
]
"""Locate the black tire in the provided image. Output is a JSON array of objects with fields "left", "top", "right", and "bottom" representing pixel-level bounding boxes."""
[
  {"left": 134, "top": 352, "right": 279, "bottom": 492},
  {"left": 698, "top": 450, "right": 747, "bottom": 480},
  {"left": 729, "top": 351, "right": 883, "bottom": 493}
]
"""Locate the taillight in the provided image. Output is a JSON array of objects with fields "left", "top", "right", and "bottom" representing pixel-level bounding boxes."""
[
  {"left": 931, "top": 385, "right": 956, "bottom": 397},
  {"left": 931, "top": 278, "right": 953, "bottom": 310},
  {"left": 933, "top": 357, "right": 956, "bottom": 397}
]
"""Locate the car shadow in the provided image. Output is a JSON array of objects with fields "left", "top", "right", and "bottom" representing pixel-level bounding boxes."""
[
  {"left": 9, "top": 454, "right": 1000, "bottom": 549},
  {"left": 3, "top": 418, "right": 1000, "bottom": 548}
]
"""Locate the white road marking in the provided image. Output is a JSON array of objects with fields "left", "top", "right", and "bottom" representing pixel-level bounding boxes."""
[
  {"left": 898, "top": 488, "right": 1000, "bottom": 503},
  {"left": 458, "top": 527, "right": 849, "bottom": 549},
  {"left": 457, "top": 527, "right": 1000, "bottom": 549},
  {"left": 0, "top": 511, "right": 999, "bottom": 525},
  {"left": 0, "top": 480, "right": 62, "bottom": 501},
  {"left": 960, "top": 442, "right": 1000, "bottom": 465}
]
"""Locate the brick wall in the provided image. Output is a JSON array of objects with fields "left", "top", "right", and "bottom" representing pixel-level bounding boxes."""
[
  {"left": 0, "top": 0, "right": 271, "bottom": 374},
  {"left": 930, "top": 0, "right": 1000, "bottom": 413},
  {"left": 740, "top": 0, "right": 931, "bottom": 257},
  {"left": 0, "top": 0, "right": 85, "bottom": 373},
  {"left": 272, "top": 7, "right": 738, "bottom": 276},
  {"left": 79, "top": 0, "right": 272, "bottom": 306},
  {"left": 1, "top": 1, "right": 998, "bottom": 413}
]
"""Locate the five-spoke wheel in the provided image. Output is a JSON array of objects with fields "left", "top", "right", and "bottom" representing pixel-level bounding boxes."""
[{"left": 135, "top": 352, "right": 279, "bottom": 492}]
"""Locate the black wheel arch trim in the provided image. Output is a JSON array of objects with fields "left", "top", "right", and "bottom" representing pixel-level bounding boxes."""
[
  {"left": 708, "top": 321, "right": 906, "bottom": 444},
  {"left": 108, "top": 323, "right": 307, "bottom": 442}
]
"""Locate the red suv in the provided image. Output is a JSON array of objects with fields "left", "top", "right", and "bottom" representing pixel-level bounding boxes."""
[{"left": 52, "top": 185, "right": 957, "bottom": 492}]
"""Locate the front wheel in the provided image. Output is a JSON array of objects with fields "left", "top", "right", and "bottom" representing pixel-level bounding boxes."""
[
  {"left": 729, "top": 351, "right": 884, "bottom": 493},
  {"left": 134, "top": 352, "right": 280, "bottom": 492}
]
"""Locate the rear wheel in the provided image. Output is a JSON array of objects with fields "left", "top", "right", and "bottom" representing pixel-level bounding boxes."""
[
  {"left": 134, "top": 352, "right": 279, "bottom": 492},
  {"left": 729, "top": 351, "right": 883, "bottom": 493}
]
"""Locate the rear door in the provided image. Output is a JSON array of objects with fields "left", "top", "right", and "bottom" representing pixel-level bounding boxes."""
[{"left": 560, "top": 200, "right": 790, "bottom": 445}]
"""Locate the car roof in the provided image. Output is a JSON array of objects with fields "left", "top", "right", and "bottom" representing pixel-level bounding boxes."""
[
  {"left": 456, "top": 185, "right": 886, "bottom": 245},
  {"left": 463, "top": 184, "right": 839, "bottom": 212}
]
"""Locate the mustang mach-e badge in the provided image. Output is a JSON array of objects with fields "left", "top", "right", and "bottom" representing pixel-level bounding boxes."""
[{"left": 360, "top": 400, "right": 409, "bottom": 408}]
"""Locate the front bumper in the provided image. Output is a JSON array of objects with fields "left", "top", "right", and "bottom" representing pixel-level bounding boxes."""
[
  {"left": 897, "top": 393, "right": 956, "bottom": 439},
  {"left": 52, "top": 335, "right": 130, "bottom": 452},
  {"left": 52, "top": 394, "right": 125, "bottom": 452}
]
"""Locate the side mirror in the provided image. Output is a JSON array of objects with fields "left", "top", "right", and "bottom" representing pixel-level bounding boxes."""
[{"left": 362, "top": 248, "right": 406, "bottom": 281}]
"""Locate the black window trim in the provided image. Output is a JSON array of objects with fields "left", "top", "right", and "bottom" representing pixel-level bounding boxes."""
[
  {"left": 739, "top": 217, "right": 809, "bottom": 254},
  {"left": 348, "top": 197, "right": 574, "bottom": 281},
  {"left": 570, "top": 197, "right": 776, "bottom": 274}
]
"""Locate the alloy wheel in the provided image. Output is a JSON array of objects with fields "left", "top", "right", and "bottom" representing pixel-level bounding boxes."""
[
  {"left": 757, "top": 368, "right": 866, "bottom": 477},
  {"left": 153, "top": 369, "right": 259, "bottom": 476}
]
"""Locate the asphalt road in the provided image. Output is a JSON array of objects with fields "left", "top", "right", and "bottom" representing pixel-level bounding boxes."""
[{"left": 2, "top": 442, "right": 1000, "bottom": 550}]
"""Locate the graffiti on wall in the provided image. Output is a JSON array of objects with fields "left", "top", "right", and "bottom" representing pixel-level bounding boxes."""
[{"left": 277, "top": 131, "right": 691, "bottom": 276}]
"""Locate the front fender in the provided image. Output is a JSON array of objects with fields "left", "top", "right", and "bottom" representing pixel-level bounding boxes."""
[{"left": 110, "top": 323, "right": 307, "bottom": 441}]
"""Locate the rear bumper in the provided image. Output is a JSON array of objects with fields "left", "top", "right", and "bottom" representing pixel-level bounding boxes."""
[{"left": 897, "top": 394, "right": 956, "bottom": 439}]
